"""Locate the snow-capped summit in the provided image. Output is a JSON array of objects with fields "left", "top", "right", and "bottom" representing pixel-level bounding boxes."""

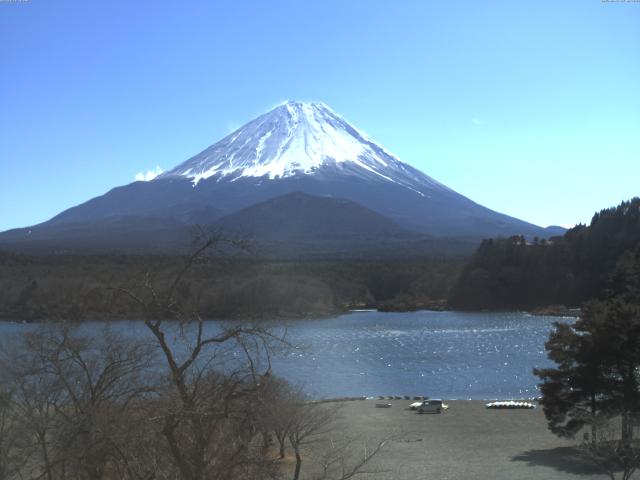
[{"left": 162, "top": 101, "right": 447, "bottom": 196}]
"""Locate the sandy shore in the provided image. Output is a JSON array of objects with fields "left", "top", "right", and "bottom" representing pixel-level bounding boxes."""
[{"left": 308, "top": 399, "right": 607, "bottom": 480}]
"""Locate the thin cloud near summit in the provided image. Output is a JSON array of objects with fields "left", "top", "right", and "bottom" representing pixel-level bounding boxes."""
[{"left": 135, "top": 166, "right": 163, "bottom": 182}]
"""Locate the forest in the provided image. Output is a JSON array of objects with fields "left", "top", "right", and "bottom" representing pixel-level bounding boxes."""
[
  {"left": 450, "top": 197, "right": 640, "bottom": 310},
  {"left": 0, "top": 250, "right": 461, "bottom": 321}
]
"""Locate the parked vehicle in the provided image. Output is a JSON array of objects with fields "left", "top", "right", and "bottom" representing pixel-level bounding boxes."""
[{"left": 418, "top": 399, "right": 447, "bottom": 414}]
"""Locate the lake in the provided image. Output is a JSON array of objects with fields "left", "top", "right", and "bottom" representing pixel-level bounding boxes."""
[{"left": 0, "top": 311, "right": 569, "bottom": 400}]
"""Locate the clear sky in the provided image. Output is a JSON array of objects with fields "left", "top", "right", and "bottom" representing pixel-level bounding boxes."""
[{"left": 1, "top": 0, "right": 638, "bottom": 231}]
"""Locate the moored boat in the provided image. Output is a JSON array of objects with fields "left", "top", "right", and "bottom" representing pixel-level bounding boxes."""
[{"left": 485, "top": 400, "right": 536, "bottom": 409}]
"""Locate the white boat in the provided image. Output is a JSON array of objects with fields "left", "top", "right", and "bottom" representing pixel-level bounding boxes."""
[{"left": 485, "top": 400, "right": 536, "bottom": 409}]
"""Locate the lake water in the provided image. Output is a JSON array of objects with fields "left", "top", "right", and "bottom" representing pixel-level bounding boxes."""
[{"left": 0, "top": 311, "right": 569, "bottom": 400}]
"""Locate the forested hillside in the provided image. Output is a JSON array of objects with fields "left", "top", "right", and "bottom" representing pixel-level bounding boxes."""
[
  {"left": 451, "top": 198, "right": 640, "bottom": 310},
  {"left": 0, "top": 252, "right": 461, "bottom": 321}
]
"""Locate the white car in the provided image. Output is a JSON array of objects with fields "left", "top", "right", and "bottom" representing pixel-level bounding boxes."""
[{"left": 417, "top": 399, "right": 447, "bottom": 414}]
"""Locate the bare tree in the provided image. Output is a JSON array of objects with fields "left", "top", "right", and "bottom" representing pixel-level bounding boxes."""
[
  {"left": 1, "top": 328, "right": 66, "bottom": 480},
  {"left": 254, "top": 377, "right": 392, "bottom": 480},
  {"left": 286, "top": 396, "right": 341, "bottom": 480},
  {"left": 116, "top": 235, "right": 282, "bottom": 480},
  {"left": 0, "top": 324, "right": 157, "bottom": 480},
  {"left": 281, "top": 389, "right": 392, "bottom": 480},
  {"left": 0, "top": 388, "right": 26, "bottom": 480},
  {"left": 311, "top": 435, "right": 391, "bottom": 480},
  {"left": 255, "top": 376, "right": 295, "bottom": 459}
]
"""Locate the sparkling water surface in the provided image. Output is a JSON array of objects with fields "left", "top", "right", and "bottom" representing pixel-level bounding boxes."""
[
  {"left": 269, "top": 310, "right": 564, "bottom": 399},
  {"left": 1, "top": 311, "right": 568, "bottom": 400}
]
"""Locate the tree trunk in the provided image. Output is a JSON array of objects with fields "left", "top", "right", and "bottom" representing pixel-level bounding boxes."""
[
  {"left": 38, "top": 431, "right": 54, "bottom": 480},
  {"left": 621, "top": 411, "right": 631, "bottom": 447},
  {"left": 621, "top": 361, "right": 637, "bottom": 448},
  {"left": 276, "top": 432, "right": 286, "bottom": 459},
  {"left": 591, "top": 393, "right": 597, "bottom": 445},
  {"left": 292, "top": 445, "right": 302, "bottom": 480}
]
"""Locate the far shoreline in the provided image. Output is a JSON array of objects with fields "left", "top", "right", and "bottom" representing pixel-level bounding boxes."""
[
  {"left": 0, "top": 304, "right": 581, "bottom": 323},
  {"left": 0, "top": 306, "right": 580, "bottom": 323}
]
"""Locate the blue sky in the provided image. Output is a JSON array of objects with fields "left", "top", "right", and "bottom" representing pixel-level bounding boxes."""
[{"left": 1, "top": 0, "right": 638, "bottom": 231}]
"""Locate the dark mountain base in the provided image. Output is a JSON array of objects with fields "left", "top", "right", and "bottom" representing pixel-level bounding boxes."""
[{"left": 0, "top": 190, "right": 517, "bottom": 258}]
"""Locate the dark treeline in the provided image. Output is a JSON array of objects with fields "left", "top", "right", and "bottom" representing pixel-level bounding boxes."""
[
  {"left": 0, "top": 251, "right": 462, "bottom": 321},
  {"left": 451, "top": 198, "right": 640, "bottom": 310}
]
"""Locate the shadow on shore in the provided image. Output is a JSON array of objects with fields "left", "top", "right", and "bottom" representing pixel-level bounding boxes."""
[{"left": 511, "top": 446, "right": 604, "bottom": 476}]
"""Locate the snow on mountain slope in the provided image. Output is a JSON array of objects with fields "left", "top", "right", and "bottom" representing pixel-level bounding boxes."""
[{"left": 161, "top": 101, "right": 449, "bottom": 197}]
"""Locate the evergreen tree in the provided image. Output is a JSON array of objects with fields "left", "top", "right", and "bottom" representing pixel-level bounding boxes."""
[
  {"left": 535, "top": 250, "right": 640, "bottom": 446},
  {"left": 534, "top": 320, "right": 605, "bottom": 440}
]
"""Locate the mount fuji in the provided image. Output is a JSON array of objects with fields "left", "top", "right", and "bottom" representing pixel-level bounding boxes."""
[{"left": 0, "top": 101, "right": 563, "bottom": 256}]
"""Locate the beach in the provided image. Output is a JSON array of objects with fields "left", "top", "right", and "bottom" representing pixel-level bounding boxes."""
[{"left": 307, "top": 399, "right": 607, "bottom": 480}]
